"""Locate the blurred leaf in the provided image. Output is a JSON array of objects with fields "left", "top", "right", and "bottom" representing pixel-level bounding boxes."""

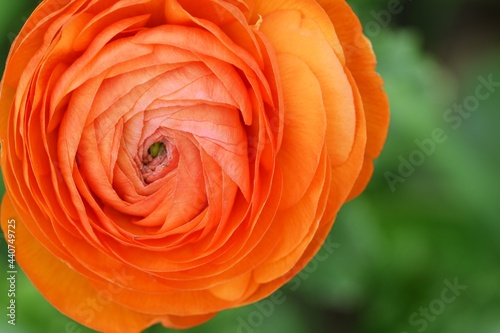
[
  {"left": 370, "top": 28, "right": 456, "bottom": 174},
  {"left": 0, "top": 1, "right": 39, "bottom": 72}
]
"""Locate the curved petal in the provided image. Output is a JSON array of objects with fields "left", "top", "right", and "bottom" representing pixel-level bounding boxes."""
[
  {"left": 317, "top": 0, "right": 390, "bottom": 199},
  {"left": 1, "top": 195, "right": 216, "bottom": 332},
  {"left": 260, "top": 9, "right": 357, "bottom": 166}
]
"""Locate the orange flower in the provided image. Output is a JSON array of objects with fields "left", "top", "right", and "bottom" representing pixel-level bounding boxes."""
[{"left": 0, "top": 0, "right": 388, "bottom": 332}]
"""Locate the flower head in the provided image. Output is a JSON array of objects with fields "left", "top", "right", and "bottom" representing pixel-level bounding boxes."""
[{"left": 0, "top": 0, "right": 389, "bottom": 331}]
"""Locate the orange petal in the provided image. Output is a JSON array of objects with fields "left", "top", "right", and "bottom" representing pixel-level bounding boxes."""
[
  {"left": 318, "top": 0, "right": 390, "bottom": 199},
  {"left": 0, "top": 85, "right": 15, "bottom": 140},
  {"left": 253, "top": 146, "right": 328, "bottom": 283},
  {"left": 323, "top": 69, "right": 368, "bottom": 225},
  {"left": 1, "top": 194, "right": 216, "bottom": 331},
  {"left": 272, "top": 52, "right": 326, "bottom": 209},
  {"left": 208, "top": 272, "right": 252, "bottom": 301},
  {"left": 252, "top": 0, "right": 345, "bottom": 63},
  {"left": 259, "top": 9, "right": 356, "bottom": 166},
  {"left": 246, "top": 70, "right": 368, "bottom": 302}
]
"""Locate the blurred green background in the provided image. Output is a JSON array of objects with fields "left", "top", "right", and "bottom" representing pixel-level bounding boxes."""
[{"left": 1, "top": 0, "right": 499, "bottom": 332}]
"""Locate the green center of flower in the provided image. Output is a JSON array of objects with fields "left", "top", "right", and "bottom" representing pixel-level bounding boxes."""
[{"left": 148, "top": 142, "right": 166, "bottom": 159}]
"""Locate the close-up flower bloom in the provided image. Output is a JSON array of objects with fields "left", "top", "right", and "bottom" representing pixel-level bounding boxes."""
[{"left": 0, "top": 0, "right": 388, "bottom": 332}]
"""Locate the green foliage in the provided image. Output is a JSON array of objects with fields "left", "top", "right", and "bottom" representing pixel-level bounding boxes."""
[{"left": 0, "top": 1, "right": 38, "bottom": 73}]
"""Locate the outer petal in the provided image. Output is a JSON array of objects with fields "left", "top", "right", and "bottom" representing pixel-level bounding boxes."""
[
  {"left": 0, "top": 195, "right": 215, "bottom": 332},
  {"left": 244, "top": 66, "right": 368, "bottom": 304},
  {"left": 317, "top": 0, "right": 390, "bottom": 199},
  {"left": 252, "top": 0, "right": 345, "bottom": 63},
  {"left": 271, "top": 52, "right": 326, "bottom": 209},
  {"left": 259, "top": 8, "right": 357, "bottom": 163},
  {"left": 257, "top": 8, "right": 360, "bottom": 209}
]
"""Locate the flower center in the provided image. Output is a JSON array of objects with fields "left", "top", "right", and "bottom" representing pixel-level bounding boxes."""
[
  {"left": 140, "top": 138, "right": 178, "bottom": 184},
  {"left": 147, "top": 142, "right": 166, "bottom": 160}
]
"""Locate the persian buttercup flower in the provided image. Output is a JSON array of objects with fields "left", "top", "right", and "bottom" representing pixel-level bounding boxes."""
[{"left": 0, "top": 0, "right": 389, "bottom": 332}]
